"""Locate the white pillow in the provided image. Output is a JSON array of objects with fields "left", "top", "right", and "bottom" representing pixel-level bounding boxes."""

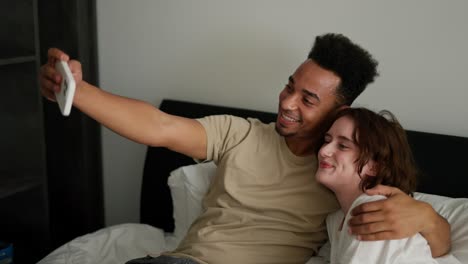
[
  {"left": 414, "top": 192, "right": 468, "bottom": 263},
  {"left": 167, "top": 162, "right": 216, "bottom": 244}
]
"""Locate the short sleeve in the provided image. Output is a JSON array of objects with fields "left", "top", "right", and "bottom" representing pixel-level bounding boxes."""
[{"left": 196, "top": 115, "right": 251, "bottom": 163}]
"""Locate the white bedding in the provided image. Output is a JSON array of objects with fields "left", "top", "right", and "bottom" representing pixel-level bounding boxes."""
[
  {"left": 38, "top": 163, "right": 468, "bottom": 264},
  {"left": 38, "top": 223, "right": 171, "bottom": 264}
]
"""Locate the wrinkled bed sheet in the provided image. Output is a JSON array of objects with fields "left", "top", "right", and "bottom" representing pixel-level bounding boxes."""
[{"left": 38, "top": 223, "right": 179, "bottom": 264}]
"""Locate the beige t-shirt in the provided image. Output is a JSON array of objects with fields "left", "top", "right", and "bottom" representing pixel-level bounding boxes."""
[{"left": 169, "top": 115, "right": 338, "bottom": 264}]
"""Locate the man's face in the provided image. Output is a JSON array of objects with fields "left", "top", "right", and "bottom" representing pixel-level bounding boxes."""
[{"left": 276, "top": 59, "right": 341, "bottom": 140}]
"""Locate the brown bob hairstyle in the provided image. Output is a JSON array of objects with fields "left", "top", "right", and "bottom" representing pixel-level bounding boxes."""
[{"left": 331, "top": 107, "right": 419, "bottom": 195}]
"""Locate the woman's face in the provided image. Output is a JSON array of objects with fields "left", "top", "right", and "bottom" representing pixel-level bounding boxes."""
[{"left": 315, "top": 116, "right": 369, "bottom": 193}]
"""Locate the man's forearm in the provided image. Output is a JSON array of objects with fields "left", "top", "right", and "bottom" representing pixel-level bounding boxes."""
[
  {"left": 421, "top": 204, "right": 451, "bottom": 257},
  {"left": 74, "top": 81, "right": 165, "bottom": 146}
]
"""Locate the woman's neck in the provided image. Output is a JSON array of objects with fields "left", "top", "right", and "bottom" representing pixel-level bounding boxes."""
[{"left": 333, "top": 188, "right": 364, "bottom": 216}]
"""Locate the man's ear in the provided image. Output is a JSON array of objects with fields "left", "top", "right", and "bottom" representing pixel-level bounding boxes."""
[
  {"left": 337, "top": 104, "right": 349, "bottom": 111},
  {"left": 363, "top": 160, "right": 378, "bottom": 177}
]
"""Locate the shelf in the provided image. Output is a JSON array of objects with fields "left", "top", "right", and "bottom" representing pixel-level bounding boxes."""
[
  {"left": 0, "top": 0, "right": 36, "bottom": 60},
  {"left": 0, "top": 61, "right": 47, "bottom": 185},
  {"left": 0, "top": 61, "right": 41, "bottom": 114},
  {"left": 1, "top": 1, "right": 103, "bottom": 263},
  {"left": 0, "top": 0, "right": 52, "bottom": 263},
  {"left": 0, "top": 56, "right": 36, "bottom": 66},
  {"left": 0, "top": 173, "right": 42, "bottom": 200},
  {"left": 0, "top": 185, "right": 50, "bottom": 264}
]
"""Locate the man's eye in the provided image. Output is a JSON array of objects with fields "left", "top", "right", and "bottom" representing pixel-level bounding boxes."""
[{"left": 303, "top": 98, "right": 313, "bottom": 106}]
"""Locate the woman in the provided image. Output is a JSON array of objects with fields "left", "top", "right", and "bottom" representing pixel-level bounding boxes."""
[{"left": 315, "top": 108, "right": 437, "bottom": 264}]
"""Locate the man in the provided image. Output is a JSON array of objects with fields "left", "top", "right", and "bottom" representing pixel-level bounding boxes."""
[{"left": 40, "top": 33, "right": 450, "bottom": 264}]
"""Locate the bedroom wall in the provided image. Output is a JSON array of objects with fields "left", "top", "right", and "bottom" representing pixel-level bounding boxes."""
[{"left": 95, "top": 0, "right": 468, "bottom": 226}]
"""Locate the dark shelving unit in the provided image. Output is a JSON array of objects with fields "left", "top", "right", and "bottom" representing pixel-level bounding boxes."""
[
  {"left": 0, "top": 0, "right": 104, "bottom": 263},
  {"left": 0, "top": 0, "right": 49, "bottom": 263}
]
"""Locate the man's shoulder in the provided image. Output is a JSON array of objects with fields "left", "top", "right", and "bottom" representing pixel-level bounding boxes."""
[
  {"left": 198, "top": 114, "right": 274, "bottom": 124},
  {"left": 203, "top": 115, "right": 276, "bottom": 134},
  {"left": 198, "top": 115, "right": 278, "bottom": 144},
  {"left": 246, "top": 117, "right": 275, "bottom": 128},
  {"left": 197, "top": 114, "right": 249, "bottom": 129}
]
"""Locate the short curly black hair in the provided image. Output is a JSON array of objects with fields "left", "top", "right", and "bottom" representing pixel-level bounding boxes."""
[{"left": 308, "top": 33, "right": 379, "bottom": 105}]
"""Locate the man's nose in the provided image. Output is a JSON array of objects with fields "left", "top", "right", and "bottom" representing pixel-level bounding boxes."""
[{"left": 282, "top": 93, "right": 299, "bottom": 111}]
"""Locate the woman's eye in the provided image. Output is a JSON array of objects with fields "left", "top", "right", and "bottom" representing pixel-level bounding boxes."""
[{"left": 339, "top": 144, "right": 348, "bottom": 149}]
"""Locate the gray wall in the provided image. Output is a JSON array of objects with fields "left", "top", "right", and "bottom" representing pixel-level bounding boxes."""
[{"left": 96, "top": 0, "right": 468, "bottom": 226}]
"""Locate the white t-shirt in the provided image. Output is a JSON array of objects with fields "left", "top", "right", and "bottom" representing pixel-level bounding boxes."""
[{"left": 322, "top": 194, "right": 437, "bottom": 264}]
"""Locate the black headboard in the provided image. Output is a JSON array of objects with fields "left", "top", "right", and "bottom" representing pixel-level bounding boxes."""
[{"left": 140, "top": 99, "right": 468, "bottom": 232}]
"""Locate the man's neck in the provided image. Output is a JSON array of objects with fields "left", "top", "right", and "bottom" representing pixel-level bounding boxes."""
[{"left": 285, "top": 135, "right": 320, "bottom": 156}]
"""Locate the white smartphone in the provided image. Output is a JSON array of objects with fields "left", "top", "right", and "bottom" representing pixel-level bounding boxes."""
[{"left": 54, "top": 60, "right": 76, "bottom": 116}]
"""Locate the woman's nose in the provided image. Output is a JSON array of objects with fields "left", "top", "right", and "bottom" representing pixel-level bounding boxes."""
[{"left": 319, "top": 143, "right": 333, "bottom": 158}]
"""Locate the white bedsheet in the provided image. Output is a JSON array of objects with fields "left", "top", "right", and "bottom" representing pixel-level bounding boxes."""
[
  {"left": 39, "top": 223, "right": 462, "bottom": 264},
  {"left": 38, "top": 223, "right": 170, "bottom": 264},
  {"left": 306, "top": 254, "right": 462, "bottom": 264},
  {"left": 37, "top": 165, "right": 468, "bottom": 264}
]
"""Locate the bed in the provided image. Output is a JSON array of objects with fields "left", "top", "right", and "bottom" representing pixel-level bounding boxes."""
[{"left": 39, "top": 99, "right": 468, "bottom": 264}]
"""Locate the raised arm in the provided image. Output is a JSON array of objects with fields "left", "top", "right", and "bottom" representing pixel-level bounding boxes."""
[
  {"left": 348, "top": 185, "right": 451, "bottom": 257},
  {"left": 39, "top": 48, "right": 207, "bottom": 159}
]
